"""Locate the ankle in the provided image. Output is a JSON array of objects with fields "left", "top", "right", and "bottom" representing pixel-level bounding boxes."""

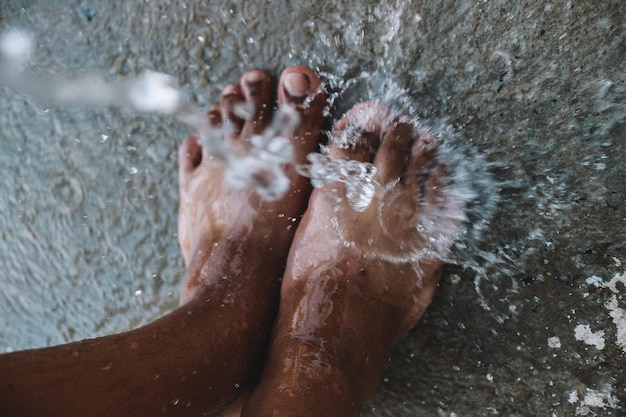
[{"left": 244, "top": 344, "right": 361, "bottom": 417}]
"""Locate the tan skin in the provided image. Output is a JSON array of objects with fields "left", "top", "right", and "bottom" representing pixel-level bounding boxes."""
[
  {"left": 242, "top": 103, "right": 462, "bottom": 417},
  {"left": 0, "top": 66, "right": 326, "bottom": 417}
]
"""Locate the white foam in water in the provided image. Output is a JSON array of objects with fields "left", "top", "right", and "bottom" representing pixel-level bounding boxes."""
[
  {"left": 568, "top": 384, "right": 620, "bottom": 416},
  {"left": 582, "top": 272, "right": 626, "bottom": 354},
  {"left": 574, "top": 324, "right": 605, "bottom": 350}
]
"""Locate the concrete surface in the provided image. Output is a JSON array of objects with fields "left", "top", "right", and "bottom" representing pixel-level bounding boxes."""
[{"left": 1, "top": 1, "right": 624, "bottom": 415}]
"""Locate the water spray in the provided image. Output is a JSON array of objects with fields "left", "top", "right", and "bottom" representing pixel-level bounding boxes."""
[{"left": 0, "top": 29, "right": 376, "bottom": 208}]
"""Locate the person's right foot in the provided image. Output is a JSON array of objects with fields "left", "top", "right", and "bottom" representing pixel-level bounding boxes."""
[{"left": 242, "top": 102, "right": 464, "bottom": 417}]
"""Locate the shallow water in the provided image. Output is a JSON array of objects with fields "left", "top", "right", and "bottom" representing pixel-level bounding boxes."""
[{"left": 1, "top": 0, "right": 625, "bottom": 415}]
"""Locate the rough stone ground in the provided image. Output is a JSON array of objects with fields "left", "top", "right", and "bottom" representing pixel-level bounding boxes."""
[{"left": 1, "top": 1, "right": 624, "bottom": 416}]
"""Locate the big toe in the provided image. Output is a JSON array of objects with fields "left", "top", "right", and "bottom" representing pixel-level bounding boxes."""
[
  {"left": 328, "top": 102, "right": 391, "bottom": 162},
  {"left": 373, "top": 115, "right": 418, "bottom": 184},
  {"left": 277, "top": 66, "right": 326, "bottom": 163}
]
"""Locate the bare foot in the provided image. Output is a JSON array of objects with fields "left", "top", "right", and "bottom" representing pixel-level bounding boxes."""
[
  {"left": 242, "top": 103, "right": 464, "bottom": 416},
  {"left": 0, "top": 67, "right": 325, "bottom": 417},
  {"left": 178, "top": 66, "right": 325, "bottom": 303}
]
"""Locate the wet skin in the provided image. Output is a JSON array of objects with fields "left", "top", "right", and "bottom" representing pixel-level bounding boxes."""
[
  {"left": 0, "top": 66, "right": 325, "bottom": 417},
  {"left": 242, "top": 103, "right": 462, "bottom": 417}
]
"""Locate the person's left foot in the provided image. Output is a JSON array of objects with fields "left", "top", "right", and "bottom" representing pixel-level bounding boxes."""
[{"left": 171, "top": 66, "right": 325, "bottom": 413}]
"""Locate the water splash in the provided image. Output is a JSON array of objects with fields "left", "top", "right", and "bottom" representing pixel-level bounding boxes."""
[
  {"left": 317, "top": 64, "right": 509, "bottom": 312},
  {"left": 220, "top": 107, "right": 297, "bottom": 200},
  {"left": 297, "top": 153, "right": 377, "bottom": 211},
  {"left": 1, "top": 28, "right": 500, "bottom": 270},
  {"left": 335, "top": 111, "right": 480, "bottom": 270},
  {"left": 1, "top": 30, "right": 187, "bottom": 116},
  {"left": 1, "top": 29, "right": 500, "bottom": 291}
]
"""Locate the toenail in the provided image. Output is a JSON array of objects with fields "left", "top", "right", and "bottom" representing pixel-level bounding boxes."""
[
  {"left": 245, "top": 79, "right": 265, "bottom": 97},
  {"left": 244, "top": 70, "right": 267, "bottom": 83},
  {"left": 282, "top": 72, "right": 310, "bottom": 98}
]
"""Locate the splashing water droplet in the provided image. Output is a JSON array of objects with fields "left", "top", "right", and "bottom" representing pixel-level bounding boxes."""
[
  {"left": 297, "top": 153, "right": 377, "bottom": 211},
  {"left": 220, "top": 107, "right": 299, "bottom": 200},
  {"left": 225, "top": 155, "right": 291, "bottom": 201}
]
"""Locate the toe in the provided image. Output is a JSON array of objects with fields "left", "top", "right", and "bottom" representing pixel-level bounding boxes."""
[
  {"left": 207, "top": 105, "right": 222, "bottom": 128},
  {"left": 278, "top": 66, "right": 326, "bottom": 163},
  {"left": 328, "top": 102, "right": 390, "bottom": 163},
  {"left": 405, "top": 131, "right": 438, "bottom": 188},
  {"left": 278, "top": 66, "right": 321, "bottom": 109},
  {"left": 240, "top": 69, "right": 272, "bottom": 138},
  {"left": 179, "top": 134, "right": 203, "bottom": 184},
  {"left": 373, "top": 116, "right": 415, "bottom": 184},
  {"left": 423, "top": 162, "right": 450, "bottom": 209},
  {"left": 220, "top": 84, "right": 246, "bottom": 135}
]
